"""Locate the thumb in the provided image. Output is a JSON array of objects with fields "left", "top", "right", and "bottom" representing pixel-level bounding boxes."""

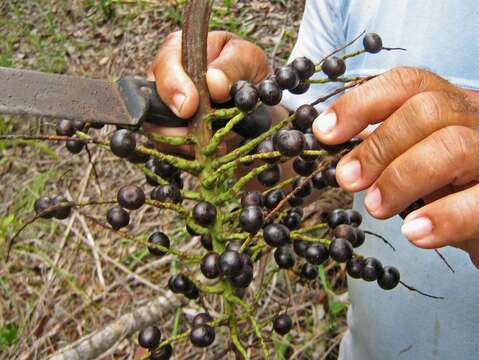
[
  {"left": 149, "top": 32, "right": 199, "bottom": 119},
  {"left": 206, "top": 37, "right": 271, "bottom": 103}
]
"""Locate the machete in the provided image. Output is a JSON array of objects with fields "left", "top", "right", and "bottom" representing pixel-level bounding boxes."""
[{"left": 0, "top": 66, "right": 189, "bottom": 127}]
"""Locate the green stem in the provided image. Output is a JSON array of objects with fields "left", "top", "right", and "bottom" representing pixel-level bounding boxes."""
[
  {"left": 205, "top": 107, "right": 240, "bottom": 121},
  {"left": 212, "top": 114, "right": 294, "bottom": 168},
  {"left": 249, "top": 315, "right": 269, "bottom": 359},
  {"left": 314, "top": 49, "right": 366, "bottom": 72},
  {"left": 136, "top": 145, "right": 202, "bottom": 173},
  {"left": 140, "top": 130, "right": 196, "bottom": 146},
  {"left": 215, "top": 163, "right": 273, "bottom": 203},
  {"left": 291, "top": 223, "right": 329, "bottom": 235},
  {"left": 202, "top": 112, "right": 246, "bottom": 155},
  {"left": 172, "top": 307, "right": 182, "bottom": 337},
  {"left": 146, "top": 200, "right": 190, "bottom": 217}
]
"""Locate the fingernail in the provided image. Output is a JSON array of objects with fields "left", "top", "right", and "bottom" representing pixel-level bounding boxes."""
[
  {"left": 365, "top": 186, "right": 382, "bottom": 212},
  {"left": 313, "top": 110, "right": 337, "bottom": 135},
  {"left": 172, "top": 93, "right": 186, "bottom": 115},
  {"left": 401, "top": 216, "right": 433, "bottom": 242},
  {"left": 338, "top": 159, "right": 361, "bottom": 186}
]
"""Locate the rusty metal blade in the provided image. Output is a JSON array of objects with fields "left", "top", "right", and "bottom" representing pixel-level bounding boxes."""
[{"left": 0, "top": 67, "right": 143, "bottom": 125}]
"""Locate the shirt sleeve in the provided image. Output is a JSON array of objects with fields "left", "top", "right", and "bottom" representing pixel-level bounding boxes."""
[{"left": 281, "top": 0, "right": 347, "bottom": 112}]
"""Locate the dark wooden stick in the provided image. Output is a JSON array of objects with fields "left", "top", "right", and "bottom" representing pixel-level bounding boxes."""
[{"left": 182, "top": 0, "right": 213, "bottom": 161}]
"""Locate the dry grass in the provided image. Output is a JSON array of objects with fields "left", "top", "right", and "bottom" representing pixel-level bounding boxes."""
[{"left": 0, "top": 1, "right": 352, "bottom": 359}]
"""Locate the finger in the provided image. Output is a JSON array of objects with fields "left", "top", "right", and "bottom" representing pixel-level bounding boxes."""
[
  {"left": 336, "top": 90, "right": 478, "bottom": 191},
  {"left": 206, "top": 34, "right": 271, "bottom": 102},
  {"left": 400, "top": 182, "right": 479, "bottom": 251},
  {"left": 363, "top": 126, "right": 479, "bottom": 218},
  {"left": 150, "top": 31, "right": 199, "bottom": 119},
  {"left": 312, "top": 67, "right": 453, "bottom": 144}
]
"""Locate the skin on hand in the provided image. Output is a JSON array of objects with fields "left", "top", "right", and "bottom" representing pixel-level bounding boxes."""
[
  {"left": 312, "top": 66, "right": 479, "bottom": 267},
  {"left": 144, "top": 31, "right": 272, "bottom": 157}
]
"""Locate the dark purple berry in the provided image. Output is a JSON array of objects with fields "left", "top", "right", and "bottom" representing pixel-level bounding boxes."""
[
  {"left": 34, "top": 196, "right": 54, "bottom": 218},
  {"left": 293, "top": 157, "right": 317, "bottom": 176},
  {"left": 300, "top": 263, "right": 318, "bottom": 280},
  {"left": 294, "top": 104, "right": 318, "bottom": 131},
  {"left": 322, "top": 165, "right": 339, "bottom": 187},
  {"left": 361, "top": 257, "right": 384, "bottom": 281},
  {"left": 148, "top": 232, "right": 170, "bottom": 256},
  {"left": 184, "top": 285, "right": 199, "bottom": 300},
  {"left": 193, "top": 202, "right": 217, "bottom": 227},
  {"left": 230, "top": 80, "right": 253, "bottom": 98},
  {"left": 293, "top": 240, "right": 309, "bottom": 258},
  {"left": 234, "top": 86, "right": 258, "bottom": 112},
  {"left": 151, "top": 184, "right": 182, "bottom": 204},
  {"left": 229, "top": 265, "right": 253, "bottom": 288},
  {"left": 107, "top": 206, "right": 130, "bottom": 230},
  {"left": 258, "top": 164, "right": 282, "bottom": 186},
  {"left": 363, "top": 33, "right": 383, "bottom": 53},
  {"left": 219, "top": 250, "right": 243, "bottom": 277},
  {"left": 288, "top": 194, "right": 304, "bottom": 207},
  {"left": 66, "top": 140, "right": 85, "bottom": 154},
  {"left": 56, "top": 120, "right": 75, "bottom": 136},
  {"left": 263, "top": 223, "right": 290, "bottom": 247},
  {"left": 256, "top": 137, "right": 279, "bottom": 163},
  {"left": 377, "top": 266, "right": 400, "bottom": 290},
  {"left": 273, "top": 314, "right": 292, "bottom": 335},
  {"left": 327, "top": 209, "right": 349, "bottom": 228},
  {"left": 321, "top": 56, "right": 346, "bottom": 79},
  {"left": 305, "top": 244, "right": 329, "bottom": 265},
  {"left": 117, "top": 185, "right": 145, "bottom": 210},
  {"left": 264, "top": 189, "right": 285, "bottom": 210},
  {"left": 333, "top": 224, "right": 356, "bottom": 244},
  {"left": 275, "top": 66, "right": 300, "bottom": 90},
  {"left": 73, "top": 120, "right": 85, "bottom": 131},
  {"left": 292, "top": 57, "right": 315, "bottom": 80},
  {"left": 353, "top": 229, "right": 366, "bottom": 248},
  {"left": 233, "top": 105, "right": 272, "bottom": 138},
  {"left": 292, "top": 177, "right": 313, "bottom": 198},
  {"left": 258, "top": 79, "right": 282, "bottom": 106},
  {"left": 241, "top": 190, "right": 263, "bottom": 208},
  {"left": 190, "top": 325, "right": 215, "bottom": 347},
  {"left": 110, "top": 129, "right": 136, "bottom": 158},
  {"left": 283, "top": 211, "right": 302, "bottom": 230},
  {"left": 138, "top": 326, "right": 161, "bottom": 349},
  {"left": 276, "top": 130, "right": 305, "bottom": 157},
  {"left": 51, "top": 195, "right": 71, "bottom": 220},
  {"left": 289, "top": 81, "right": 310, "bottom": 94},
  {"left": 346, "top": 257, "right": 364, "bottom": 279},
  {"left": 312, "top": 172, "right": 327, "bottom": 190},
  {"left": 201, "top": 252, "right": 221, "bottom": 279},
  {"left": 346, "top": 209, "right": 362, "bottom": 227},
  {"left": 274, "top": 246, "right": 295, "bottom": 269},
  {"left": 329, "top": 238, "right": 353, "bottom": 262},
  {"left": 239, "top": 206, "right": 264, "bottom": 234},
  {"left": 152, "top": 344, "right": 173, "bottom": 360},
  {"left": 192, "top": 313, "right": 213, "bottom": 327},
  {"left": 200, "top": 234, "right": 213, "bottom": 251},
  {"left": 168, "top": 274, "right": 192, "bottom": 293}
]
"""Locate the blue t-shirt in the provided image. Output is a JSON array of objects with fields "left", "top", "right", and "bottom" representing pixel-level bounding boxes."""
[{"left": 281, "top": 1, "right": 479, "bottom": 359}]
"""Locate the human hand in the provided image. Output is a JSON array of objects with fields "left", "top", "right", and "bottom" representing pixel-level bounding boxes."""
[
  {"left": 312, "top": 66, "right": 479, "bottom": 267},
  {"left": 144, "top": 31, "right": 271, "bottom": 156}
]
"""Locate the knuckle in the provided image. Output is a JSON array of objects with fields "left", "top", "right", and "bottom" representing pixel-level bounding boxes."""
[
  {"left": 406, "top": 91, "right": 446, "bottom": 123},
  {"left": 387, "top": 66, "right": 432, "bottom": 93},
  {"left": 361, "top": 131, "right": 392, "bottom": 167},
  {"left": 433, "top": 126, "right": 476, "bottom": 165}
]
